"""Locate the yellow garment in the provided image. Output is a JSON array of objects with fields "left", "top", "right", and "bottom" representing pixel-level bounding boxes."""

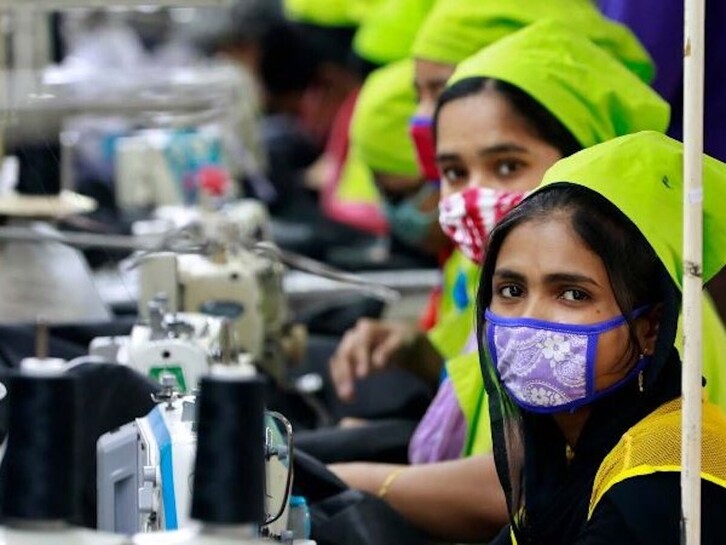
[
  {"left": 589, "top": 396, "right": 726, "bottom": 518},
  {"left": 447, "top": 352, "right": 491, "bottom": 456},
  {"left": 683, "top": 295, "right": 726, "bottom": 409},
  {"left": 427, "top": 249, "right": 479, "bottom": 360},
  {"left": 336, "top": 147, "right": 382, "bottom": 205}
]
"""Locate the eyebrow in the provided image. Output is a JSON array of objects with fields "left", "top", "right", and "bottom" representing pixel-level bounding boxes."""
[
  {"left": 477, "top": 143, "right": 528, "bottom": 157},
  {"left": 436, "top": 143, "right": 528, "bottom": 163},
  {"left": 493, "top": 268, "right": 526, "bottom": 282},
  {"left": 493, "top": 269, "right": 601, "bottom": 288},
  {"left": 544, "top": 273, "right": 601, "bottom": 288}
]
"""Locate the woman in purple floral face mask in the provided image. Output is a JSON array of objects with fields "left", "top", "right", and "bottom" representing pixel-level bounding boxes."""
[{"left": 476, "top": 131, "right": 726, "bottom": 545}]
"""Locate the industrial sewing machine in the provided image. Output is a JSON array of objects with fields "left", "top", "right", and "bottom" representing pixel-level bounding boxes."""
[
  {"left": 128, "top": 199, "right": 303, "bottom": 384},
  {"left": 97, "top": 373, "right": 295, "bottom": 541}
]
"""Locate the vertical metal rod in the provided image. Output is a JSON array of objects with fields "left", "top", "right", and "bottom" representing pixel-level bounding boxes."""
[{"left": 681, "top": 0, "right": 706, "bottom": 543}]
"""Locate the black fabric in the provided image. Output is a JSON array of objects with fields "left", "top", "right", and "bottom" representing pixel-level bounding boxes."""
[
  {"left": 577, "top": 474, "right": 726, "bottom": 545},
  {"left": 292, "top": 449, "right": 348, "bottom": 503},
  {"left": 295, "top": 335, "right": 434, "bottom": 423},
  {"left": 294, "top": 298, "right": 385, "bottom": 337},
  {"left": 292, "top": 449, "right": 432, "bottom": 545},
  {"left": 294, "top": 419, "right": 418, "bottom": 464},
  {"left": 310, "top": 489, "right": 433, "bottom": 545},
  {"left": 68, "top": 363, "right": 159, "bottom": 529}
]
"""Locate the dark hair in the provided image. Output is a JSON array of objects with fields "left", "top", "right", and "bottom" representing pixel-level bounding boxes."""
[
  {"left": 477, "top": 184, "right": 678, "bottom": 366},
  {"left": 259, "top": 21, "right": 321, "bottom": 95},
  {"left": 434, "top": 77, "right": 582, "bottom": 158},
  {"left": 294, "top": 22, "right": 357, "bottom": 69}
]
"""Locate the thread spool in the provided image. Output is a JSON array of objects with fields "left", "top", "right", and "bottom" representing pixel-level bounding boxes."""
[
  {"left": 1, "top": 372, "right": 79, "bottom": 521},
  {"left": 191, "top": 376, "right": 266, "bottom": 525}
]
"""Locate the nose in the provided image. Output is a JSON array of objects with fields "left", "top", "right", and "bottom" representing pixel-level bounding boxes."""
[
  {"left": 516, "top": 293, "right": 554, "bottom": 322},
  {"left": 467, "top": 170, "right": 484, "bottom": 191}
]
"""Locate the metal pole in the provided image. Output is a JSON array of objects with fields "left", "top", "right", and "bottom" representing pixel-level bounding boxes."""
[{"left": 681, "top": 0, "right": 706, "bottom": 543}]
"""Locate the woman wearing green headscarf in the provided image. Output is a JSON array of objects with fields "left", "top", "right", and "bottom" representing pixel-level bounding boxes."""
[
  {"left": 434, "top": 22, "right": 726, "bottom": 455},
  {"left": 477, "top": 130, "right": 726, "bottom": 544},
  {"left": 409, "top": 0, "right": 654, "bottom": 181},
  {"left": 328, "top": 21, "right": 681, "bottom": 543}
]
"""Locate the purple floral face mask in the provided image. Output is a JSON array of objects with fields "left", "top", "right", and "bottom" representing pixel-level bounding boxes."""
[{"left": 485, "top": 308, "right": 649, "bottom": 414}]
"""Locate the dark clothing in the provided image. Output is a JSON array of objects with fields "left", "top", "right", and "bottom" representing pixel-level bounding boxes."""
[
  {"left": 580, "top": 474, "right": 726, "bottom": 544},
  {"left": 491, "top": 474, "right": 726, "bottom": 545}
]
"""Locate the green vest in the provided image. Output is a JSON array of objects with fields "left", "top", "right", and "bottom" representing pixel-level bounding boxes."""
[
  {"left": 427, "top": 249, "right": 479, "bottom": 360},
  {"left": 447, "top": 351, "right": 491, "bottom": 456}
]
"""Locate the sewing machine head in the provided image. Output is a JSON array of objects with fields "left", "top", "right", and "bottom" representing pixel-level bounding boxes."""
[
  {"left": 135, "top": 239, "right": 291, "bottom": 383},
  {"left": 97, "top": 378, "right": 293, "bottom": 540}
]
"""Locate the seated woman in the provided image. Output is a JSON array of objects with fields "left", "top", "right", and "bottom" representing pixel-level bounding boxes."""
[
  {"left": 478, "top": 131, "right": 726, "bottom": 544},
  {"left": 328, "top": 20, "right": 674, "bottom": 543},
  {"left": 330, "top": 0, "right": 657, "bottom": 406}
]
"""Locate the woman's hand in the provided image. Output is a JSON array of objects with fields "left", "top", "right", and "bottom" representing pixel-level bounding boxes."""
[{"left": 329, "top": 319, "right": 419, "bottom": 402}]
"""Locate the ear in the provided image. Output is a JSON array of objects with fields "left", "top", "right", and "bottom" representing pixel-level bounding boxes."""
[{"left": 634, "top": 304, "right": 663, "bottom": 357}]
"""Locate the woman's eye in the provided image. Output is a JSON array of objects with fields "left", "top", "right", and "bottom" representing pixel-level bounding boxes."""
[
  {"left": 495, "top": 160, "right": 525, "bottom": 178},
  {"left": 561, "top": 289, "right": 590, "bottom": 302},
  {"left": 441, "top": 166, "right": 467, "bottom": 185},
  {"left": 499, "top": 285, "right": 524, "bottom": 298}
]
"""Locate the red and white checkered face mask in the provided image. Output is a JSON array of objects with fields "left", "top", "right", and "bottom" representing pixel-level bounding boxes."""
[{"left": 438, "top": 186, "right": 527, "bottom": 264}]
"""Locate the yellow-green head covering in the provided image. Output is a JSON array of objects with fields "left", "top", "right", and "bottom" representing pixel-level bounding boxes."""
[
  {"left": 284, "top": 0, "right": 383, "bottom": 27},
  {"left": 448, "top": 21, "right": 670, "bottom": 149},
  {"left": 350, "top": 59, "right": 419, "bottom": 176},
  {"left": 412, "top": 0, "right": 654, "bottom": 83},
  {"left": 353, "top": 0, "right": 435, "bottom": 65},
  {"left": 540, "top": 131, "right": 726, "bottom": 287}
]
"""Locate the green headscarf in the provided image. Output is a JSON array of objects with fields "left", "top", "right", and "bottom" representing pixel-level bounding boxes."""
[
  {"left": 353, "top": 0, "right": 435, "bottom": 65},
  {"left": 284, "top": 0, "right": 383, "bottom": 27},
  {"left": 412, "top": 0, "right": 654, "bottom": 83},
  {"left": 447, "top": 21, "right": 670, "bottom": 149},
  {"left": 540, "top": 131, "right": 726, "bottom": 287},
  {"left": 350, "top": 59, "right": 419, "bottom": 176}
]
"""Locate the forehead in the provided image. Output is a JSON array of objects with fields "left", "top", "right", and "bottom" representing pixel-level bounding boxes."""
[
  {"left": 436, "top": 91, "right": 538, "bottom": 150},
  {"left": 495, "top": 216, "right": 608, "bottom": 280}
]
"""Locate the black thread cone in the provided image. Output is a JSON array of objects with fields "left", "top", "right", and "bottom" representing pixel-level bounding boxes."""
[
  {"left": 191, "top": 376, "right": 266, "bottom": 525},
  {"left": 1, "top": 373, "right": 79, "bottom": 521}
]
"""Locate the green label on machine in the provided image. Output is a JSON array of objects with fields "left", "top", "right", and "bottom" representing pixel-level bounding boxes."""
[{"left": 149, "top": 366, "right": 187, "bottom": 393}]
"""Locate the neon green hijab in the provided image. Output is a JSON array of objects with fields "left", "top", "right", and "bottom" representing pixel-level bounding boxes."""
[
  {"left": 284, "top": 0, "right": 383, "bottom": 27},
  {"left": 350, "top": 59, "right": 419, "bottom": 177},
  {"left": 353, "top": 0, "right": 435, "bottom": 65},
  {"left": 541, "top": 131, "right": 726, "bottom": 287},
  {"left": 447, "top": 20, "right": 670, "bottom": 149},
  {"left": 412, "top": 0, "right": 654, "bottom": 83}
]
